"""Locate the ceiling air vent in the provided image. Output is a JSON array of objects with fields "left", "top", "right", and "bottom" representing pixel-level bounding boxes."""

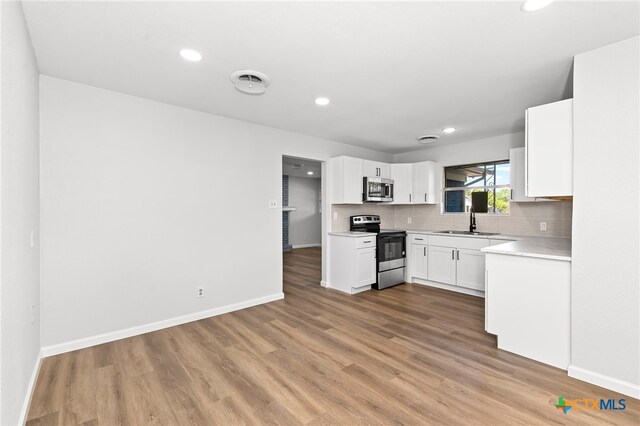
[
  {"left": 418, "top": 135, "right": 440, "bottom": 144},
  {"left": 230, "top": 70, "right": 271, "bottom": 95}
]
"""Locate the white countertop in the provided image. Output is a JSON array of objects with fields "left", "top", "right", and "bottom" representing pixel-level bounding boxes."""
[
  {"left": 328, "top": 228, "right": 571, "bottom": 260},
  {"left": 402, "top": 229, "right": 519, "bottom": 241},
  {"left": 328, "top": 231, "right": 377, "bottom": 237},
  {"left": 481, "top": 236, "right": 571, "bottom": 261},
  {"left": 401, "top": 229, "right": 571, "bottom": 260}
]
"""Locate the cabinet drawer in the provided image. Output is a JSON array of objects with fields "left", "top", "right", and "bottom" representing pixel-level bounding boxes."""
[
  {"left": 410, "top": 234, "right": 429, "bottom": 245},
  {"left": 356, "top": 237, "right": 376, "bottom": 249},
  {"left": 429, "top": 235, "right": 491, "bottom": 250}
]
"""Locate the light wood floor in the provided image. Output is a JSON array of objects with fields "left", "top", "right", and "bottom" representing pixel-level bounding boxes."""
[{"left": 28, "top": 247, "right": 638, "bottom": 425}]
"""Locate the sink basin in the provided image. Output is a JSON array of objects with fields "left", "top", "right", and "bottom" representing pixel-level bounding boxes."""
[{"left": 435, "top": 230, "right": 499, "bottom": 236}]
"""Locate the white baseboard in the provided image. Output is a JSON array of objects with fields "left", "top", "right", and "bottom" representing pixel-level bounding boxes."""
[
  {"left": 291, "top": 243, "right": 321, "bottom": 249},
  {"left": 411, "top": 278, "right": 484, "bottom": 298},
  {"left": 568, "top": 365, "right": 640, "bottom": 399},
  {"left": 41, "top": 292, "right": 284, "bottom": 357},
  {"left": 19, "top": 348, "right": 44, "bottom": 425}
]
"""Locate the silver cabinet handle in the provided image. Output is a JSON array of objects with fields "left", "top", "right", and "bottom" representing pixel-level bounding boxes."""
[
  {"left": 457, "top": 250, "right": 460, "bottom": 260},
  {"left": 423, "top": 247, "right": 426, "bottom": 256},
  {"left": 510, "top": 189, "right": 513, "bottom": 200},
  {"left": 364, "top": 240, "right": 372, "bottom": 243},
  {"left": 425, "top": 193, "right": 427, "bottom": 202},
  {"left": 409, "top": 194, "right": 412, "bottom": 202},
  {"left": 415, "top": 238, "right": 423, "bottom": 241},
  {"left": 451, "top": 250, "right": 455, "bottom": 260}
]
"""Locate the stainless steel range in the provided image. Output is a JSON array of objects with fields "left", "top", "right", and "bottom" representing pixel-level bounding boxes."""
[{"left": 350, "top": 215, "right": 406, "bottom": 290}]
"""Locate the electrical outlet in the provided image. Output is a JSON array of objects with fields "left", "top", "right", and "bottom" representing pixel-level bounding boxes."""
[
  {"left": 407, "top": 217, "right": 412, "bottom": 224},
  {"left": 333, "top": 212, "right": 338, "bottom": 220},
  {"left": 30, "top": 230, "right": 35, "bottom": 249},
  {"left": 268, "top": 200, "right": 278, "bottom": 208},
  {"left": 540, "top": 221, "right": 547, "bottom": 231},
  {"left": 196, "top": 286, "right": 204, "bottom": 298}
]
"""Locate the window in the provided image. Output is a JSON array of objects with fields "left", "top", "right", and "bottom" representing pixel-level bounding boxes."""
[{"left": 443, "top": 160, "right": 510, "bottom": 214}]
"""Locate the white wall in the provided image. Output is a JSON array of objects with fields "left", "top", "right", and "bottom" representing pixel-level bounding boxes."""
[
  {"left": 394, "top": 132, "right": 524, "bottom": 166},
  {"left": 0, "top": 1, "right": 41, "bottom": 424},
  {"left": 288, "top": 176, "right": 321, "bottom": 248},
  {"left": 570, "top": 36, "right": 640, "bottom": 398},
  {"left": 40, "top": 76, "right": 393, "bottom": 351}
]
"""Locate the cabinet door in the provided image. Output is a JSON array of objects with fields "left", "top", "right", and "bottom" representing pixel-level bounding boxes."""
[
  {"left": 456, "top": 248, "right": 485, "bottom": 290},
  {"left": 413, "top": 161, "right": 438, "bottom": 204},
  {"left": 330, "top": 156, "right": 363, "bottom": 204},
  {"left": 390, "top": 164, "right": 413, "bottom": 204},
  {"left": 509, "top": 148, "right": 535, "bottom": 203},
  {"left": 355, "top": 247, "right": 376, "bottom": 287},
  {"left": 428, "top": 246, "right": 456, "bottom": 285},
  {"left": 363, "top": 160, "right": 390, "bottom": 178},
  {"left": 378, "top": 163, "right": 391, "bottom": 178},
  {"left": 411, "top": 244, "right": 428, "bottom": 280},
  {"left": 526, "top": 99, "right": 573, "bottom": 197}
]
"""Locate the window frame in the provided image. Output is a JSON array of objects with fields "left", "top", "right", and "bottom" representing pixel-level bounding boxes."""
[{"left": 441, "top": 159, "right": 511, "bottom": 215}]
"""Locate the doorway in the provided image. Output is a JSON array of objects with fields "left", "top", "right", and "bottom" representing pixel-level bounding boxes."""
[{"left": 281, "top": 156, "right": 322, "bottom": 252}]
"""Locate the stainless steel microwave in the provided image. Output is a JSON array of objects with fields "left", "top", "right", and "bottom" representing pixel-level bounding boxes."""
[{"left": 363, "top": 177, "right": 394, "bottom": 202}]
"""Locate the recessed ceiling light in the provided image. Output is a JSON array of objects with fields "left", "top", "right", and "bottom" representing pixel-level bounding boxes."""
[
  {"left": 307, "top": 171, "right": 314, "bottom": 175},
  {"left": 521, "top": 0, "right": 555, "bottom": 12},
  {"left": 315, "top": 97, "right": 330, "bottom": 106},
  {"left": 179, "top": 49, "right": 203, "bottom": 62},
  {"left": 442, "top": 127, "right": 457, "bottom": 134}
]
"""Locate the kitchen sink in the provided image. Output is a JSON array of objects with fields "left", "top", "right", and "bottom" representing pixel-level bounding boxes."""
[{"left": 435, "top": 230, "right": 499, "bottom": 236}]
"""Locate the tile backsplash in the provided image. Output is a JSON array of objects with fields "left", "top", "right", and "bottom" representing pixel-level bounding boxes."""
[{"left": 332, "top": 201, "right": 572, "bottom": 237}]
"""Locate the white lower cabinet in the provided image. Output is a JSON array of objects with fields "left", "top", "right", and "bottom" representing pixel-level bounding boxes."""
[
  {"left": 409, "top": 233, "right": 501, "bottom": 294},
  {"left": 411, "top": 243, "right": 428, "bottom": 280},
  {"left": 427, "top": 236, "right": 490, "bottom": 290},
  {"left": 485, "top": 252, "right": 570, "bottom": 369},
  {"left": 456, "top": 249, "right": 486, "bottom": 291},
  {"left": 427, "top": 246, "right": 456, "bottom": 285},
  {"left": 328, "top": 234, "right": 376, "bottom": 294},
  {"left": 355, "top": 247, "right": 376, "bottom": 287}
]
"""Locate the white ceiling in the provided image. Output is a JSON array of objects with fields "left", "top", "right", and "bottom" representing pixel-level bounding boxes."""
[
  {"left": 22, "top": 1, "right": 639, "bottom": 154},
  {"left": 283, "top": 156, "right": 322, "bottom": 179}
]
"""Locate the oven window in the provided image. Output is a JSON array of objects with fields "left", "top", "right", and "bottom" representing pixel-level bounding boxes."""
[{"left": 379, "top": 236, "right": 405, "bottom": 261}]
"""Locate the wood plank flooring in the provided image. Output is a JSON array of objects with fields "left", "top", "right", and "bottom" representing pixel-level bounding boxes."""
[{"left": 28, "top": 247, "right": 639, "bottom": 425}]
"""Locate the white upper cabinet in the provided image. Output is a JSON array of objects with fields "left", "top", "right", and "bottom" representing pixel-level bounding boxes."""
[
  {"left": 413, "top": 161, "right": 439, "bottom": 204},
  {"left": 525, "top": 99, "right": 573, "bottom": 197},
  {"left": 330, "top": 156, "right": 439, "bottom": 205},
  {"left": 330, "top": 156, "right": 363, "bottom": 204},
  {"left": 390, "top": 163, "right": 413, "bottom": 204},
  {"left": 363, "top": 160, "right": 391, "bottom": 178},
  {"left": 509, "top": 147, "right": 535, "bottom": 202}
]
